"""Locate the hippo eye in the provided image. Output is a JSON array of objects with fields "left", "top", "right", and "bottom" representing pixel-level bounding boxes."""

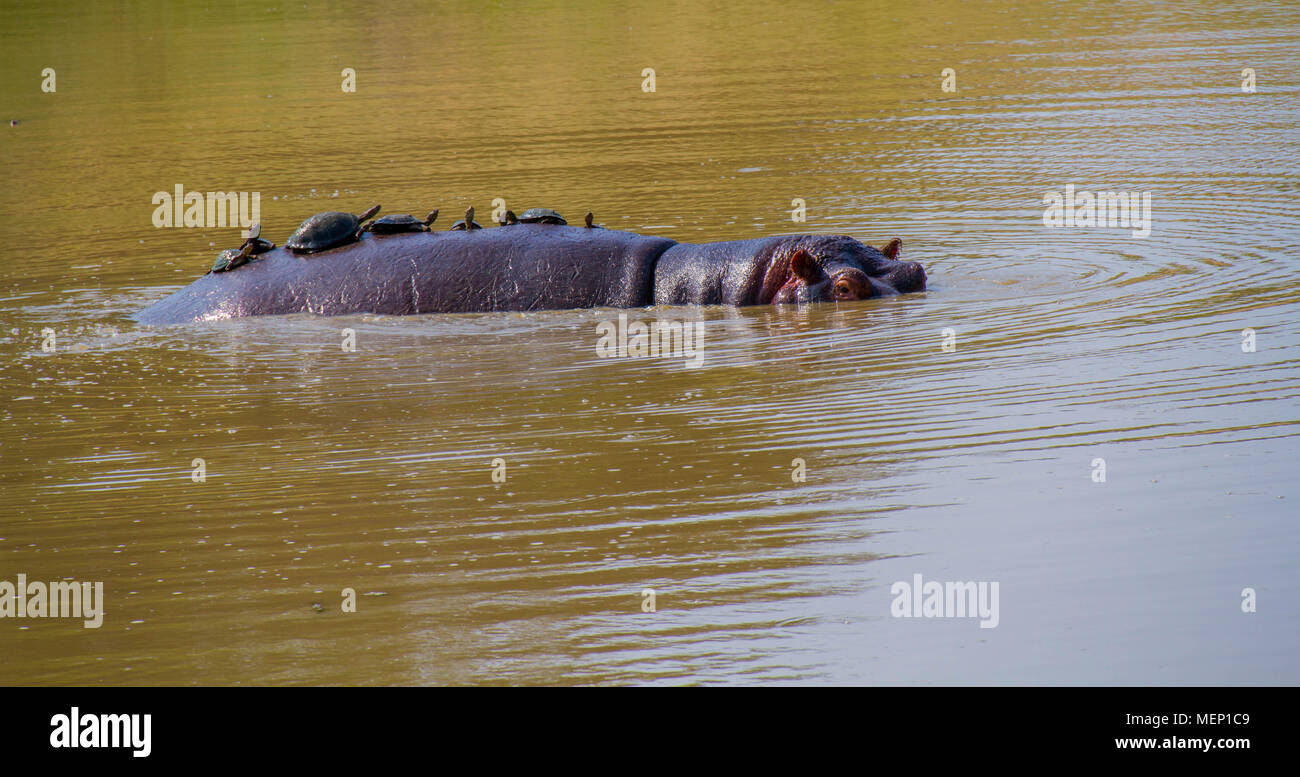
[{"left": 834, "top": 280, "right": 854, "bottom": 298}]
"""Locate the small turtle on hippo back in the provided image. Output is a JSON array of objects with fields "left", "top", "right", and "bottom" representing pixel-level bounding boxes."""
[
  {"left": 207, "top": 223, "right": 274, "bottom": 274},
  {"left": 286, "top": 204, "right": 381, "bottom": 253},
  {"left": 366, "top": 210, "right": 438, "bottom": 235},
  {"left": 241, "top": 222, "right": 276, "bottom": 254},
  {"left": 518, "top": 208, "right": 566, "bottom": 225},
  {"left": 207, "top": 241, "right": 257, "bottom": 274},
  {"left": 450, "top": 206, "right": 482, "bottom": 231},
  {"left": 499, "top": 210, "right": 518, "bottom": 227}
]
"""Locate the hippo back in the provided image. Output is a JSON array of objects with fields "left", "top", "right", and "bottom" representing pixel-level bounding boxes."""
[{"left": 135, "top": 226, "right": 678, "bottom": 324}]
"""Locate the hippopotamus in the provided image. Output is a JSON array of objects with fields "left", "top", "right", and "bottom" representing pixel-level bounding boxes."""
[{"left": 133, "top": 215, "right": 926, "bottom": 325}]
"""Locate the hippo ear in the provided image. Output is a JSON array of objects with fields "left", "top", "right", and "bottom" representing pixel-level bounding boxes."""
[
  {"left": 880, "top": 238, "right": 902, "bottom": 260},
  {"left": 790, "top": 249, "right": 820, "bottom": 282}
]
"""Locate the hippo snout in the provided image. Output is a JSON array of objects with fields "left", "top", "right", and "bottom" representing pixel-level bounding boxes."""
[{"left": 885, "top": 261, "right": 927, "bottom": 294}]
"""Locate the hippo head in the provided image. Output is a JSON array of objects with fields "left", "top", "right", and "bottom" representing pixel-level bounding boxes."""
[{"left": 770, "top": 235, "right": 926, "bottom": 304}]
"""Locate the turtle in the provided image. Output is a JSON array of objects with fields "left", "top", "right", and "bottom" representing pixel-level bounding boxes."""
[
  {"left": 450, "top": 206, "right": 482, "bottom": 231},
  {"left": 517, "top": 208, "right": 567, "bottom": 225},
  {"left": 498, "top": 210, "right": 518, "bottom": 227},
  {"left": 285, "top": 204, "right": 381, "bottom": 253},
  {"left": 240, "top": 222, "right": 276, "bottom": 254},
  {"left": 583, "top": 211, "right": 605, "bottom": 229},
  {"left": 365, "top": 210, "right": 438, "bottom": 235},
  {"left": 207, "top": 241, "right": 256, "bottom": 274}
]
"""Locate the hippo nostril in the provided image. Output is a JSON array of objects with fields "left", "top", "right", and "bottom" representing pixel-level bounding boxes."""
[{"left": 892, "top": 262, "right": 926, "bottom": 293}]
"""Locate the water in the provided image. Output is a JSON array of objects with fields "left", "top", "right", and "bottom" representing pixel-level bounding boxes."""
[{"left": 1, "top": 0, "right": 1297, "bottom": 685}]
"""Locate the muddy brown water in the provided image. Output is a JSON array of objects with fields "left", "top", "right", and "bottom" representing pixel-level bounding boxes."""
[{"left": 1, "top": 0, "right": 1297, "bottom": 685}]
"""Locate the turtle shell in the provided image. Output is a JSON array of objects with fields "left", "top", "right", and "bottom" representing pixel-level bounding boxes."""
[
  {"left": 518, "top": 208, "right": 567, "bottom": 225},
  {"left": 368, "top": 214, "right": 428, "bottom": 235},
  {"left": 209, "top": 247, "right": 256, "bottom": 274},
  {"left": 209, "top": 248, "right": 243, "bottom": 273},
  {"left": 450, "top": 219, "right": 482, "bottom": 231},
  {"left": 286, "top": 211, "right": 364, "bottom": 252}
]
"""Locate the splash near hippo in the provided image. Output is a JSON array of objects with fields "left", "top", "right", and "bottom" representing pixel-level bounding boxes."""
[{"left": 133, "top": 204, "right": 927, "bottom": 325}]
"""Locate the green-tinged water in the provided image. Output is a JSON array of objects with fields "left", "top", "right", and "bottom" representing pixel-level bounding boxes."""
[{"left": 1, "top": 0, "right": 1297, "bottom": 685}]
